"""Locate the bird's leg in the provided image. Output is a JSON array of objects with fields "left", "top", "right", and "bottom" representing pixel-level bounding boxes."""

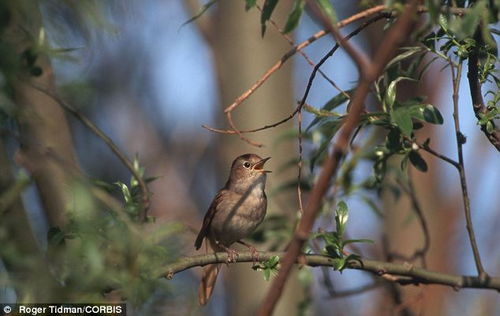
[
  {"left": 215, "top": 241, "right": 239, "bottom": 263},
  {"left": 237, "top": 240, "right": 259, "bottom": 265}
]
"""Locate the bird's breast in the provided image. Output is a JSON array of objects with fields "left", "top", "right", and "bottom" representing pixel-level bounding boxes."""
[{"left": 210, "top": 187, "right": 267, "bottom": 246}]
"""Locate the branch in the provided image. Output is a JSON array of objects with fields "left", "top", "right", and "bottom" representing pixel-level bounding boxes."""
[
  {"left": 450, "top": 61, "right": 487, "bottom": 279},
  {"left": 466, "top": 30, "right": 500, "bottom": 151},
  {"left": 162, "top": 251, "right": 500, "bottom": 291},
  {"left": 30, "top": 83, "right": 151, "bottom": 222},
  {"left": 202, "top": 12, "right": 387, "bottom": 138},
  {"left": 256, "top": 2, "right": 420, "bottom": 314}
]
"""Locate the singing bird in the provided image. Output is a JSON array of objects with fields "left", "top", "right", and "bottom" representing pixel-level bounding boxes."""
[{"left": 194, "top": 153, "right": 271, "bottom": 305}]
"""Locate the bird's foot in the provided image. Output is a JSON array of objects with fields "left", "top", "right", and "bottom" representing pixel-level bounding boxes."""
[
  {"left": 238, "top": 240, "right": 260, "bottom": 265},
  {"left": 219, "top": 245, "right": 239, "bottom": 263}
]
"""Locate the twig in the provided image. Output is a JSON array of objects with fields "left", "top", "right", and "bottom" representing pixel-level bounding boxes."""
[
  {"left": 393, "top": 174, "right": 430, "bottom": 268},
  {"left": 202, "top": 13, "right": 388, "bottom": 140},
  {"left": 256, "top": 2, "right": 420, "bottom": 315},
  {"left": 256, "top": 2, "right": 349, "bottom": 98},
  {"left": 466, "top": 30, "right": 500, "bottom": 151},
  {"left": 30, "top": 83, "right": 151, "bottom": 222},
  {"left": 417, "top": 140, "right": 459, "bottom": 169},
  {"left": 450, "top": 61, "right": 487, "bottom": 279},
  {"left": 162, "top": 251, "right": 500, "bottom": 291}
]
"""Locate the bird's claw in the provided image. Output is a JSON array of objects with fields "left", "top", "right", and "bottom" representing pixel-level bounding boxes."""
[{"left": 226, "top": 248, "right": 239, "bottom": 263}]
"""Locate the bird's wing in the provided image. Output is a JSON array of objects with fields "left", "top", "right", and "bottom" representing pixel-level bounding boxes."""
[{"left": 194, "top": 190, "right": 225, "bottom": 250}]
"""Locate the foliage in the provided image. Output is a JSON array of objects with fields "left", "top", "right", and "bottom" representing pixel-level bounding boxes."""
[
  {"left": 1, "top": 0, "right": 499, "bottom": 313},
  {"left": 313, "top": 202, "right": 372, "bottom": 272}
]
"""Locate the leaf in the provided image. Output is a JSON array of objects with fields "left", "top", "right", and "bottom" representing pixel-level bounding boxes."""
[
  {"left": 391, "top": 107, "right": 413, "bottom": 137},
  {"left": 409, "top": 151, "right": 428, "bottom": 172},
  {"left": 284, "top": 0, "right": 305, "bottom": 33},
  {"left": 316, "top": 0, "right": 337, "bottom": 24},
  {"left": 385, "top": 77, "right": 415, "bottom": 110},
  {"left": 245, "top": 0, "right": 257, "bottom": 10},
  {"left": 331, "top": 257, "right": 346, "bottom": 271},
  {"left": 422, "top": 104, "right": 444, "bottom": 124},
  {"left": 449, "top": 1, "right": 486, "bottom": 40},
  {"left": 306, "top": 90, "right": 352, "bottom": 131},
  {"left": 386, "top": 128, "right": 403, "bottom": 152},
  {"left": 335, "top": 201, "right": 348, "bottom": 236},
  {"left": 115, "top": 182, "right": 132, "bottom": 203},
  {"left": 342, "top": 238, "right": 374, "bottom": 246},
  {"left": 180, "top": 0, "right": 218, "bottom": 28},
  {"left": 261, "top": 0, "right": 279, "bottom": 37},
  {"left": 47, "top": 226, "right": 66, "bottom": 246},
  {"left": 385, "top": 47, "right": 422, "bottom": 70},
  {"left": 438, "top": 14, "right": 449, "bottom": 34}
]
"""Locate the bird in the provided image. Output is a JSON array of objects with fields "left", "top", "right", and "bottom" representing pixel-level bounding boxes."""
[{"left": 194, "top": 153, "right": 271, "bottom": 305}]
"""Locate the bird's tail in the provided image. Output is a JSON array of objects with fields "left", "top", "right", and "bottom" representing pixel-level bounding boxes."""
[
  {"left": 198, "top": 263, "right": 221, "bottom": 305},
  {"left": 198, "top": 239, "right": 222, "bottom": 305}
]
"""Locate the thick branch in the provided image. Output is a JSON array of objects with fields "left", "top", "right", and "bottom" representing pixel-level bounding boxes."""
[
  {"left": 163, "top": 251, "right": 500, "bottom": 291},
  {"left": 256, "top": 2, "right": 420, "bottom": 315},
  {"left": 466, "top": 31, "right": 500, "bottom": 151}
]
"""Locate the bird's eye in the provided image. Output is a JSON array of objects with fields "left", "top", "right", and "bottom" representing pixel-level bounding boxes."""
[{"left": 243, "top": 161, "right": 251, "bottom": 168}]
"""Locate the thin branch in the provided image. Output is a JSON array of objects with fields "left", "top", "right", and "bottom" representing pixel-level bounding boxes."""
[
  {"left": 223, "top": 4, "right": 386, "bottom": 115},
  {"left": 416, "top": 140, "right": 459, "bottom": 169},
  {"left": 257, "top": 2, "right": 420, "bottom": 315},
  {"left": 394, "top": 174, "right": 430, "bottom": 268},
  {"left": 202, "top": 13, "right": 388, "bottom": 140},
  {"left": 256, "top": 2, "right": 349, "bottom": 98},
  {"left": 30, "top": 83, "right": 151, "bottom": 222},
  {"left": 203, "top": 5, "right": 468, "bottom": 143},
  {"left": 466, "top": 30, "right": 500, "bottom": 151},
  {"left": 162, "top": 251, "right": 500, "bottom": 291},
  {"left": 450, "top": 61, "right": 487, "bottom": 279}
]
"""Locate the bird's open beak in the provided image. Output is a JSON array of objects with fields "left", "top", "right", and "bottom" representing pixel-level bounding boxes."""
[{"left": 253, "top": 157, "right": 271, "bottom": 173}]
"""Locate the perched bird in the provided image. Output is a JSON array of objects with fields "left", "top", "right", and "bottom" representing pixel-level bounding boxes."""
[{"left": 194, "top": 153, "right": 271, "bottom": 305}]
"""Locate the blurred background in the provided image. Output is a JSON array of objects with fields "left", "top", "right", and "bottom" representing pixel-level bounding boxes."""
[{"left": 0, "top": 0, "right": 499, "bottom": 315}]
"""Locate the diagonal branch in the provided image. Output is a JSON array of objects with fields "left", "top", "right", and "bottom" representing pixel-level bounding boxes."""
[
  {"left": 450, "top": 61, "right": 487, "bottom": 279},
  {"left": 466, "top": 30, "right": 500, "bottom": 151},
  {"left": 162, "top": 251, "right": 500, "bottom": 291},
  {"left": 256, "top": 2, "right": 420, "bottom": 315},
  {"left": 30, "top": 83, "right": 151, "bottom": 222}
]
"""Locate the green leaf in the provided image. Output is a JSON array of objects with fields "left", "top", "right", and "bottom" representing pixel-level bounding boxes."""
[
  {"left": 245, "top": 0, "right": 257, "bottom": 10},
  {"left": 47, "top": 226, "right": 66, "bottom": 246},
  {"left": 261, "top": 0, "right": 279, "bottom": 37},
  {"left": 316, "top": 0, "right": 337, "bottom": 24},
  {"left": 284, "top": 0, "right": 305, "bottom": 33},
  {"left": 342, "top": 238, "right": 374, "bottom": 246},
  {"left": 385, "top": 47, "right": 422, "bottom": 70},
  {"left": 115, "top": 182, "right": 132, "bottom": 203},
  {"left": 391, "top": 107, "right": 413, "bottom": 137},
  {"left": 385, "top": 77, "right": 414, "bottom": 110},
  {"left": 306, "top": 90, "right": 352, "bottom": 131},
  {"left": 438, "top": 14, "right": 449, "bottom": 34},
  {"left": 449, "top": 1, "right": 486, "bottom": 40},
  {"left": 331, "top": 257, "right": 346, "bottom": 271},
  {"left": 335, "top": 201, "right": 348, "bottom": 236},
  {"left": 422, "top": 104, "right": 444, "bottom": 124},
  {"left": 409, "top": 151, "right": 428, "bottom": 172}
]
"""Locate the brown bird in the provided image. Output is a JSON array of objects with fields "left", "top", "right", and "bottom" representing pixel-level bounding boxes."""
[{"left": 194, "top": 153, "right": 271, "bottom": 305}]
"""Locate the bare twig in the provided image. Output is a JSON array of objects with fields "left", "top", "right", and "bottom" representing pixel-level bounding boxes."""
[
  {"left": 31, "top": 83, "right": 151, "bottom": 222},
  {"left": 202, "top": 13, "right": 388, "bottom": 142},
  {"left": 256, "top": 2, "right": 420, "bottom": 315},
  {"left": 162, "top": 251, "right": 500, "bottom": 291},
  {"left": 466, "top": 30, "right": 500, "bottom": 151},
  {"left": 417, "top": 140, "right": 459, "bottom": 169},
  {"left": 256, "top": 2, "right": 349, "bottom": 98},
  {"left": 393, "top": 174, "right": 430, "bottom": 268},
  {"left": 450, "top": 61, "right": 487, "bottom": 279}
]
